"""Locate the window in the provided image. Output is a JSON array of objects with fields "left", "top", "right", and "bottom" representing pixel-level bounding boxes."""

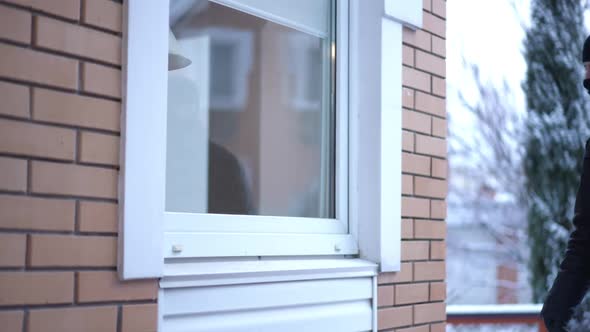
[{"left": 120, "top": 0, "right": 418, "bottom": 279}]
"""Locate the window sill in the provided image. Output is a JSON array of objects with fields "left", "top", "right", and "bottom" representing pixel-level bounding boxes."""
[{"left": 160, "top": 258, "right": 378, "bottom": 288}]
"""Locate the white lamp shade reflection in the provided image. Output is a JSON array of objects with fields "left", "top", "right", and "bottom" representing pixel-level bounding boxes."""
[{"left": 169, "top": 29, "right": 192, "bottom": 71}]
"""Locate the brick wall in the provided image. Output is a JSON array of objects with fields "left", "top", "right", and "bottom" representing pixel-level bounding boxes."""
[
  {"left": 0, "top": 1, "right": 158, "bottom": 331},
  {"left": 377, "top": 0, "right": 447, "bottom": 331}
]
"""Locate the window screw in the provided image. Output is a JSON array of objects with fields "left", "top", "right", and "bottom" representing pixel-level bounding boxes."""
[
  {"left": 334, "top": 244, "right": 341, "bottom": 252},
  {"left": 172, "top": 244, "right": 183, "bottom": 253}
]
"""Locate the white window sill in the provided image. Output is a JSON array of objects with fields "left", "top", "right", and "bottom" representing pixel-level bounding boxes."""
[{"left": 160, "top": 258, "right": 378, "bottom": 288}]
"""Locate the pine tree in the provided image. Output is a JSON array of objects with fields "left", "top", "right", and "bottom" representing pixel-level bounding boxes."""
[{"left": 523, "top": 0, "right": 590, "bottom": 302}]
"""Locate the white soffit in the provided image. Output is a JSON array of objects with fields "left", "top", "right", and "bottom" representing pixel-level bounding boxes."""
[{"left": 384, "top": 0, "right": 423, "bottom": 29}]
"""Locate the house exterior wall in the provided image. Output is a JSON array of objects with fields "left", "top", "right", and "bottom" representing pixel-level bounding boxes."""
[
  {"left": 376, "top": 0, "right": 448, "bottom": 331},
  {"left": 0, "top": 0, "right": 446, "bottom": 331},
  {"left": 0, "top": 1, "right": 158, "bottom": 331}
]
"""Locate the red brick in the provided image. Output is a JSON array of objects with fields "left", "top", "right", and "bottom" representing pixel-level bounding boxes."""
[
  {"left": 433, "top": 77, "right": 446, "bottom": 97},
  {"left": 0, "top": 81, "right": 29, "bottom": 119},
  {"left": 414, "top": 261, "right": 445, "bottom": 281},
  {"left": 28, "top": 234, "right": 117, "bottom": 267},
  {"left": 401, "top": 241, "right": 429, "bottom": 261},
  {"left": 79, "top": 201, "right": 118, "bottom": 233},
  {"left": 430, "top": 241, "right": 446, "bottom": 260},
  {"left": 82, "top": 63, "right": 121, "bottom": 99},
  {"left": 33, "top": 88, "right": 120, "bottom": 132},
  {"left": 414, "top": 302, "right": 446, "bottom": 324},
  {"left": 423, "top": 12, "right": 445, "bottom": 38},
  {"left": 79, "top": 132, "right": 119, "bottom": 166},
  {"left": 431, "top": 158, "right": 447, "bottom": 179},
  {"left": 430, "top": 282, "right": 446, "bottom": 301},
  {"left": 77, "top": 272, "right": 158, "bottom": 303},
  {"left": 402, "top": 152, "right": 431, "bottom": 176},
  {"left": 28, "top": 306, "right": 117, "bottom": 332},
  {"left": 402, "top": 218, "right": 414, "bottom": 239},
  {"left": 35, "top": 16, "right": 121, "bottom": 65},
  {"left": 82, "top": 0, "right": 123, "bottom": 33},
  {"left": 0, "top": 4, "right": 31, "bottom": 44},
  {"left": 414, "top": 220, "right": 446, "bottom": 240},
  {"left": 423, "top": 0, "right": 431, "bottom": 11},
  {"left": 378, "top": 305, "right": 413, "bottom": 330},
  {"left": 396, "top": 283, "right": 429, "bottom": 305},
  {"left": 31, "top": 161, "right": 117, "bottom": 199},
  {"left": 403, "top": 110, "right": 431, "bottom": 134},
  {"left": 403, "top": 67, "right": 430, "bottom": 92},
  {"left": 402, "top": 175, "right": 413, "bottom": 195},
  {"left": 0, "top": 44, "right": 78, "bottom": 89},
  {"left": 0, "top": 233, "right": 26, "bottom": 267},
  {"left": 415, "top": 91, "right": 445, "bottom": 117},
  {"left": 402, "top": 88, "right": 415, "bottom": 108},
  {"left": 0, "top": 272, "right": 74, "bottom": 305},
  {"left": 0, "top": 311, "right": 23, "bottom": 331},
  {"left": 403, "top": 27, "right": 431, "bottom": 51},
  {"left": 432, "top": 117, "right": 447, "bottom": 138},
  {"left": 379, "top": 262, "right": 413, "bottom": 284},
  {"left": 398, "top": 325, "right": 429, "bottom": 332},
  {"left": 415, "top": 177, "right": 447, "bottom": 199},
  {"left": 432, "top": 0, "right": 446, "bottom": 18},
  {"left": 377, "top": 285, "right": 394, "bottom": 307},
  {"left": 121, "top": 304, "right": 158, "bottom": 332},
  {"left": 0, "top": 118, "right": 76, "bottom": 161},
  {"left": 432, "top": 35, "right": 446, "bottom": 58},
  {"left": 403, "top": 45, "right": 414, "bottom": 66},
  {"left": 402, "top": 197, "right": 430, "bottom": 218},
  {"left": 431, "top": 200, "right": 447, "bottom": 219},
  {"left": 0, "top": 157, "right": 27, "bottom": 192},
  {"left": 402, "top": 131, "right": 415, "bottom": 152},
  {"left": 0, "top": 195, "right": 75, "bottom": 231},
  {"left": 6, "top": 0, "right": 80, "bottom": 20},
  {"left": 415, "top": 134, "right": 446, "bottom": 158},
  {"left": 416, "top": 50, "right": 445, "bottom": 78},
  {"left": 431, "top": 322, "right": 446, "bottom": 332}
]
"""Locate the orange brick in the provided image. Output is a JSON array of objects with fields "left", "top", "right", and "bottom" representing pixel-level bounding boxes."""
[
  {"left": 0, "top": 195, "right": 75, "bottom": 231},
  {"left": 0, "top": 4, "right": 31, "bottom": 44},
  {"left": 398, "top": 325, "right": 429, "bottom": 332},
  {"left": 432, "top": 0, "right": 446, "bottom": 18},
  {"left": 432, "top": 117, "right": 446, "bottom": 138},
  {"left": 0, "top": 311, "right": 23, "bottom": 331},
  {"left": 0, "top": 157, "right": 27, "bottom": 192},
  {"left": 430, "top": 241, "right": 446, "bottom": 260},
  {"left": 402, "top": 27, "right": 431, "bottom": 51},
  {"left": 121, "top": 304, "right": 158, "bottom": 332},
  {"left": 403, "top": 110, "right": 431, "bottom": 134},
  {"left": 82, "top": 0, "right": 123, "bottom": 33},
  {"left": 77, "top": 271, "right": 158, "bottom": 303},
  {"left": 28, "top": 306, "right": 117, "bottom": 332},
  {"left": 402, "top": 88, "right": 415, "bottom": 108},
  {"left": 415, "top": 177, "right": 447, "bottom": 199},
  {"left": 414, "top": 261, "right": 445, "bottom": 281},
  {"left": 31, "top": 161, "right": 117, "bottom": 199},
  {"left": 431, "top": 158, "right": 447, "bottom": 179},
  {"left": 423, "top": 12, "right": 445, "bottom": 38},
  {"left": 6, "top": 0, "right": 80, "bottom": 20},
  {"left": 378, "top": 305, "right": 413, "bottom": 330},
  {"left": 423, "top": 0, "right": 431, "bottom": 11},
  {"left": 377, "top": 285, "right": 394, "bottom": 307},
  {"left": 414, "top": 302, "right": 446, "bottom": 324},
  {"left": 403, "top": 67, "right": 430, "bottom": 92},
  {"left": 79, "top": 201, "right": 118, "bottom": 233},
  {"left": 402, "top": 197, "right": 430, "bottom": 218},
  {"left": 0, "top": 272, "right": 74, "bottom": 305},
  {"left": 415, "top": 134, "right": 446, "bottom": 158},
  {"left": 402, "top": 174, "right": 413, "bottom": 195},
  {"left": 431, "top": 200, "right": 447, "bottom": 219},
  {"left": 402, "top": 131, "right": 415, "bottom": 152},
  {"left": 0, "top": 81, "right": 29, "bottom": 118},
  {"left": 415, "top": 91, "right": 445, "bottom": 117},
  {"left": 0, "top": 233, "right": 26, "bottom": 267},
  {"left": 79, "top": 132, "right": 119, "bottom": 166},
  {"left": 430, "top": 282, "right": 446, "bottom": 301},
  {"left": 0, "top": 44, "right": 78, "bottom": 89},
  {"left": 401, "top": 241, "right": 429, "bottom": 261},
  {"left": 0, "top": 119, "right": 76, "bottom": 160},
  {"left": 378, "top": 262, "right": 413, "bottom": 284},
  {"left": 432, "top": 35, "right": 446, "bottom": 58},
  {"left": 396, "top": 283, "right": 429, "bottom": 305},
  {"left": 416, "top": 50, "right": 445, "bottom": 78},
  {"left": 430, "top": 322, "right": 446, "bottom": 332},
  {"left": 402, "top": 152, "right": 431, "bottom": 176},
  {"left": 35, "top": 16, "right": 121, "bottom": 65},
  {"left": 402, "top": 45, "right": 414, "bottom": 66},
  {"left": 414, "top": 220, "right": 446, "bottom": 239},
  {"left": 433, "top": 77, "right": 446, "bottom": 97},
  {"left": 402, "top": 218, "right": 414, "bottom": 239},
  {"left": 82, "top": 63, "right": 121, "bottom": 99},
  {"left": 33, "top": 88, "right": 120, "bottom": 132},
  {"left": 28, "top": 234, "right": 117, "bottom": 267}
]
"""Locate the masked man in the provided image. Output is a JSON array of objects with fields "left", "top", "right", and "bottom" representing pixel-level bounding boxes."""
[{"left": 541, "top": 36, "right": 590, "bottom": 332}]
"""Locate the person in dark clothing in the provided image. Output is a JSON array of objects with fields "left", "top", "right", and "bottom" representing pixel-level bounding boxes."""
[{"left": 541, "top": 36, "right": 590, "bottom": 332}]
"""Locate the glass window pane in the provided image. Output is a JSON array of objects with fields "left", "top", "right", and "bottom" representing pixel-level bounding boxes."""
[{"left": 166, "top": 0, "right": 336, "bottom": 218}]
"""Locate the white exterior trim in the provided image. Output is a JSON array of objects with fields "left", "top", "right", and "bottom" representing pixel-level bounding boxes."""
[{"left": 384, "top": 0, "right": 423, "bottom": 29}]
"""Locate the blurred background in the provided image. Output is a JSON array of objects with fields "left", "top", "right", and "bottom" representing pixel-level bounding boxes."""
[{"left": 447, "top": 0, "right": 590, "bottom": 330}]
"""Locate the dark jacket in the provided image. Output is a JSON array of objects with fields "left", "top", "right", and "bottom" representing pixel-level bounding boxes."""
[{"left": 542, "top": 139, "right": 590, "bottom": 332}]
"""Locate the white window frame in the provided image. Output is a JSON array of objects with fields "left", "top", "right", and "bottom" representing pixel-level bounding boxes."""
[{"left": 119, "top": 0, "right": 423, "bottom": 280}]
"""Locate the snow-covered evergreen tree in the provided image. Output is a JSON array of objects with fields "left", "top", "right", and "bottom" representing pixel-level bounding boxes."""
[{"left": 523, "top": 0, "right": 590, "bottom": 302}]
